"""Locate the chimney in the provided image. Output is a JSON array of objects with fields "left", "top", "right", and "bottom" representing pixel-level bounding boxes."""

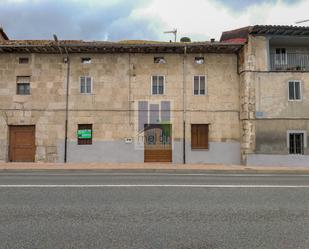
[{"left": 0, "top": 27, "right": 9, "bottom": 40}]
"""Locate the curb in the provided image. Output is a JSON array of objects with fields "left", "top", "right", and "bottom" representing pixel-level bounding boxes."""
[{"left": 1, "top": 168, "right": 309, "bottom": 174}]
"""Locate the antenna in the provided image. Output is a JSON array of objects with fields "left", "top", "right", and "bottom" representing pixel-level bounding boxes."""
[
  {"left": 164, "top": 28, "right": 177, "bottom": 42},
  {"left": 295, "top": 19, "right": 309, "bottom": 24}
]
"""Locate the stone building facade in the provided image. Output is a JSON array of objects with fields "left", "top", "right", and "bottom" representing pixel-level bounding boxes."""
[
  {"left": 1, "top": 25, "right": 309, "bottom": 166},
  {"left": 221, "top": 25, "right": 309, "bottom": 166},
  {"left": 0, "top": 32, "right": 242, "bottom": 164}
]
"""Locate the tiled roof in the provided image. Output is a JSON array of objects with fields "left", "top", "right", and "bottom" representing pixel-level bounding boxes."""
[
  {"left": 0, "top": 39, "right": 243, "bottom": 54},
  {"left": 250, "top": 25, "right": 309, "bottom": 36},
  {"left": 220, "top": 25, "right": 309, "bottom": 42},
  {"left": 220, "top": 26, "right": 251, "bottom": 43}
]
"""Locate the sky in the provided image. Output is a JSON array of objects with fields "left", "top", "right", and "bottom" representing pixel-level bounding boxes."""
[{"left": 0, "top": 0, "right": 308, "bottom": 41}]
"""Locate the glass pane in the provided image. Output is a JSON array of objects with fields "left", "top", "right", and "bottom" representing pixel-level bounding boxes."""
[
  {"left": 158, "top": 81, "right": 164, "bottom": 94},
  {"left": 289, "top": 81, "right": 295, "bottom": 100},
  {"left": 295, "top": 134, "right": 304, "bottom": 154},
  {"left": 200, "top": 77, "right": 205, "bottom": 95},
  {"left": 25, "top": 84, "right": 30, "bottom": 94},
  {"left": 295, "top": 81, "right": 300, "bottom": 100},
  {"left": 289, "top": 134, "right": 295, "bottom": 154},
  {"left": 80, "top": 77, "right": 85, "bottom": 93},
  {"left": 159, "top": 76, "right": 164, "bottom": 85},
  {"left": 194, "top": 76, "right": 199, "bottom": 95},
  {"left": 152, "top": 83, "right": 157, "bottom": 95},
  {"left": 80, "top": 83, "right": 85, "bottom": 93},
  {"left": 86, "top": 78, "right": 92, "bottom": 93}
]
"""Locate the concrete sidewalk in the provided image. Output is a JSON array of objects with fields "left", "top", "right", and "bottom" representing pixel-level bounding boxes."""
[{"left": 0, "top": 162, "right": 309, "bottom": 173}]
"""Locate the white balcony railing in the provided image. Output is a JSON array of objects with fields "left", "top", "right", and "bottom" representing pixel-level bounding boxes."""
[{"left": 270, "top": 53, "right": 309, "bottom": 71}]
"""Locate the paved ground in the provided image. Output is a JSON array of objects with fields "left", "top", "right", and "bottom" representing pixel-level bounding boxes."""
[
  {"left": 0, "top": 171, "right": 309, "bottom": 249},
  {"left": 1, "top": 162, "right": 309, "bottom": 174}
]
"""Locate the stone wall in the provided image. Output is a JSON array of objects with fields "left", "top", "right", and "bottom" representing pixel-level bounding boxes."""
[{"left": 0, "top": 52, "right": 240, "bottom": 163}]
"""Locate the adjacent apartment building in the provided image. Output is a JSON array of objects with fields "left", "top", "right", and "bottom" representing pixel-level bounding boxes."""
[{"left": 0, "top": 25, "right": 308, "bottom": 166}]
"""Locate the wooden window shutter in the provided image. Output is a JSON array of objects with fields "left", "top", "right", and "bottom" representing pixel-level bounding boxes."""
[{"left": 191, "top": 124, "right": 209, "bottom": 149}]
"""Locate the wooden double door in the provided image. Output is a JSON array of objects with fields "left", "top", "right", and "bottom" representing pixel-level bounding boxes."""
[
  {"left": 9, "top": 125, "right": 36, "bottom": 162},
  {"left": 144, "top": 124, "right": 172, "bottom": 162}
]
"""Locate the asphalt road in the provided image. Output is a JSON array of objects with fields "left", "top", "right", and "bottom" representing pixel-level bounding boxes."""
[{"left": 0, "top": 171, "right": 309, "bottom": 249}]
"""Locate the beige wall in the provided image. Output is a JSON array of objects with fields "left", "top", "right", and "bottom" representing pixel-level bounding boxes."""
[
  {"left": 241, "top": 34, "right": 309, "bottom": 163},
  {"left": 239, "top": 35, "right": 269, "bottom": 72},
  {"left": 0, "top": 52, "right": 240, "bottom": 162}
]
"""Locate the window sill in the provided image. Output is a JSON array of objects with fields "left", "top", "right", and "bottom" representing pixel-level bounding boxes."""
[
  {"left": 191, "top": 148, "right": 209, "bottom": 151},
  {"left": 288, "top": 99, "right": 303, "bottom": 102}
]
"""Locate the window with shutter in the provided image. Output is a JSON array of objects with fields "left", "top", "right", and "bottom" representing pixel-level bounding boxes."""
[
  {"left": 152, "top": 76, "right": 165, "bottom": 95},
  {"left": 193, "top": 76, "right": 207, "bottom": 95},
  {"left": 80, "top": 76, "right": 92, "bottom": 94},
  {"left": 191, "top": 124, "right": 209, "bottom": 149},
  {"left": 77, "top": 124, "right": 93, "bottom": 145},
  {"left": 288, "top": 80, "right": 301, "bottom": 101},
  {"left": 16, "top": 76, "right": 31, "bottom": 95}
]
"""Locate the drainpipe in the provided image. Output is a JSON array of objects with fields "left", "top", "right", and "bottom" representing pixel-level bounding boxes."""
[
  {"left": 53, "top": 35, "right": 70, "bottom": 163},
  {"left": 64, "top": 49, "right": 70, "bottom": 163},
  {"left": 182, "top": 45, "right": 187, "bottom": 164}
]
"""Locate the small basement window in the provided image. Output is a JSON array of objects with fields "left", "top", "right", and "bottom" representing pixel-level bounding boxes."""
[
  {"left": 288, "top": 131, "right": 305, "bottom": 155},
  {"left": 77, "top": 124, "right": 93, "bottom": 145},
  {"left": 19, "top": 57, "right": 29, "bottom": 64},
  {"left": 154, "top": 57, "right": 166, "bottom": 64},
  {"left": 16, "top": 76, "right": 30, "bottom": 95},
  {"left": 195, "top": 57, "right": 204, "bottom": 64},
  {"left": 191, "top": 124, "right": 209, "bottom": 149},
  {"left": 81, "top": 57, "right": 92, "bottom": 64}
]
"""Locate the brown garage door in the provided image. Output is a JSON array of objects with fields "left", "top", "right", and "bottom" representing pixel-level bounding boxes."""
[
  {"left": 144, "top": 124, "right": 172, "bottom": 162},
  {"left": 9, "top": 125, "right": 36, "bottom": 162}
]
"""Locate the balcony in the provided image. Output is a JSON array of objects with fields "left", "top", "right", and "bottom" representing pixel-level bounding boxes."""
[{"left": 270, "top": 53, "right": 309, "bottom": 71}]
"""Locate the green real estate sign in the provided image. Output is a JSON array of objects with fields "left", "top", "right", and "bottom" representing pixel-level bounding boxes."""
[{"left": 77, "top": 129, "right": 92, "bottom": 139}]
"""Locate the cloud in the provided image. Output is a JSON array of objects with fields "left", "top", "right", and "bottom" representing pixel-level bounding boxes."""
[
  {"left": 213, "top": 0, "right": 302, "bottom": 11},
  {"left": 136, "top": 0, "right": 309, "bottom": 41},
  {"left": 0, "top": 0, "right": 162, "bottom": 40},
  {"left": 0, "top": 0, "right": 309, "bottom": 42}
]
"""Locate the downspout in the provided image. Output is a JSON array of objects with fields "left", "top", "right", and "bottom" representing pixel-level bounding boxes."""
[
  {"left": 128, "top": 53, "right": 133, "bottom": 126},
  {"left": 54, "top": 39, "right": 70, "bottom": 163},
  {"left": 63, "top": 48, "right": 70, "bottom": 163},
  {"left": 182, "top": 45, "right": 187, "bottom": 164}
]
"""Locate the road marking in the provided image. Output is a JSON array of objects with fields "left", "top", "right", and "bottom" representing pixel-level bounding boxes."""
[
  {"left": 1, "top": 173, "right": 309, "bottom": 177},
  {"left": 0, "top": 184, "right": 309, "bottom": 188}
]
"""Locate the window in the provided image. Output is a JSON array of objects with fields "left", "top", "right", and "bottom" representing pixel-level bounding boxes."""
[
  {"left": 80, "top": 76, "right": 92, "bottom": 94},
  {"left": 288, "top": 80, "right": 301, "bottom": 100},
  {"left": 81, "top": 57, "right": 91, "bottom": 64},
  {"left": 288, "top": 131, "right": 305, "bottom": 154},
  {"left": 275, "top": 48, "right": 287, "bottom": 65},
  {"left": 195, "top": 57, "right": 204, "bottom": 64},
  {"left": 191, "top": 124, "right": 209, "bottom": 149},
  {"left": 19, "top": 57, "right": 29, "bottom": 64},
  {"left": 16, "top": 76, "right": 30, "bottom": 95},
  {"left": 152, "top": 76, "right": 164, "bottom": 95},
  {"left": 154, "top": 57, "right": 166, "bottom": 64},
  {"left": 193, "top": 76, "right": 206, "bottom": 95},
  {"left": 77, "top": 124, "right": 93, "bottom": 145}
]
